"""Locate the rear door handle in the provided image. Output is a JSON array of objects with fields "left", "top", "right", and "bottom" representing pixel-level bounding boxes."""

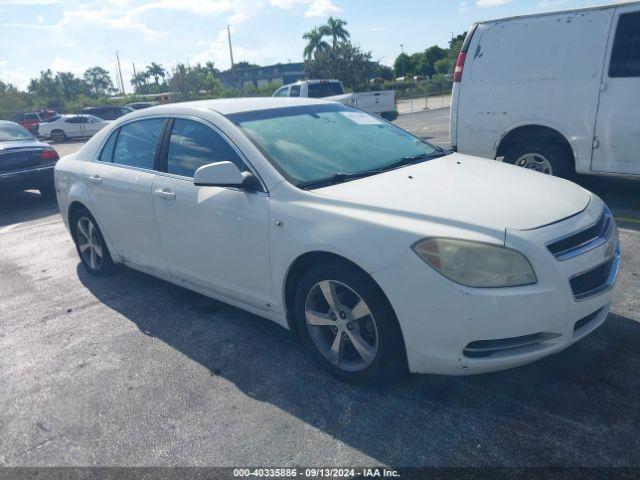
[
  {"left": 154, "top": 188, "right": 176, "bottom": 200},
  {"left": 88, "top": 175, "right": 102, "bottom": 184}
]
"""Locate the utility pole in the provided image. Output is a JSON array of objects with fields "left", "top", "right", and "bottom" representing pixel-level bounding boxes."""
[
  {"left": 114, "top": 63, "right": 122, "bottom": 95},
  {"left": 400, "top": 44, "right": 405, "bottom": 78},
  {"left": 227, "top": 24, "right": 237, "bottom": 90},
  {"left": 132, "top": 62, "right": 138, "bottom": 94},
  {"left": 115, "top": 51, "right": 125, "bottom": 95}
]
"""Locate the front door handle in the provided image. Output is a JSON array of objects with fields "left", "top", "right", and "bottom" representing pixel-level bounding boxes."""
[
  {"left": 154, "top": 188, "right": 176, "bottom": 200},
  {"left": 88, "top": 175, "right": 102, "bottom": 184}
]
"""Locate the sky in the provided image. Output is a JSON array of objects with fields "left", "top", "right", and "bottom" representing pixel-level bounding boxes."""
[{"left": 0, "top": 0, "right": 628, "bottom": 91}]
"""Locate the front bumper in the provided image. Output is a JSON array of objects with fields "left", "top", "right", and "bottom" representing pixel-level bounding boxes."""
[
  {"left": 372, "top": 199, "right": 620, "bottom": 375},
  {"left": 0, "top": 165, "right": 55, "bottom": 192}
]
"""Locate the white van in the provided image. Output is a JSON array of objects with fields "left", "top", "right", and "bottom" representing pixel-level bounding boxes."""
[{"left": 450, "top": 1, "right": 640, "bottom": 178}]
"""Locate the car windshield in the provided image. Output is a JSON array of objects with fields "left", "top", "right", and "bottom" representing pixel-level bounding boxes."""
[
  {"left": 0, "top": 123, "right": 35, "bottom": 142},
  {"left": 228, "top": 104, "right": 444, "bottom": 187}
]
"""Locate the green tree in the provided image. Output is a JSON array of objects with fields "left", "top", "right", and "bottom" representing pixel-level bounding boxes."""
[
  {"left": 28, "top": 69, "right": 66, "bottom": 108},
  {"left": 305, "top": 41, "right": 374, "bottom": 91},
  {"left": 0, "top": 80, "right": 28, "bottom": 119},
  {"left": 320, "top": 16, "right": 350, "bottom": 48},
  {"left": 83, "top": 66, "right": 113, "bottom": 97},
  {"left": 434, "top": 58, "right": 454, "bottom": 75},
  {"left": 146, "top": 62, "right": 167, "bottom": 87},
  {"left": 56, "top": 72, "right": 88, "bottom": 100},
  {"left": 303, "top": 27, "right": 330, "bottom": 60},
  {"left": 393, "top": 53, "right": 412, "bottom": 78}
]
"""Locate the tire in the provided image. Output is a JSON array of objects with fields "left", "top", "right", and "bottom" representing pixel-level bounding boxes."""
[
  {"left": 503, "top": 140, "right": 573, "bottom": 179},
  {"left": 70, "top": 208, "right": 116, "bottom": 276},
  {"left": 39, "top": 184, "right": 56, "bottom": 199},
  {"left": 381, "top": 111, "right": 398, "bottom": 122},
  {"left": 51, "top": 130, "right": 66, "bottom": 143},
  {"left": 294, "top": 262, "right": 407, "bottom": 383}
]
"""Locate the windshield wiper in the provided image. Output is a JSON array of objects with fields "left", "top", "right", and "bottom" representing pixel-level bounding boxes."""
[
  {"left": 298, "top": 171, "right": 378, "bottom": 190},
  {"left": 299, "top": 150, "right": 450, "bottom": 190}
]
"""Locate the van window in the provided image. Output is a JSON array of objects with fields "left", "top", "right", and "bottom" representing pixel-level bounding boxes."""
[
  {"left": 609, "top": 11, "right": 640, "bottom": 78},
  {"left": 112, "top": 118, "right": 165, "bottom": 170},
  {"left": 166, "top": 119, "right": 244, "bottom": 177}
]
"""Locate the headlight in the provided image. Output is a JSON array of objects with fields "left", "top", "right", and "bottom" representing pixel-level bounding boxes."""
[{"left": 412, "top": 238, "right": 537, "bottom": 288}]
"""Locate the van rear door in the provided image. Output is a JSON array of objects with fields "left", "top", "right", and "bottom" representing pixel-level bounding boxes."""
[{"left": 591, "top": 4, "right": 640, "bottom": 175}]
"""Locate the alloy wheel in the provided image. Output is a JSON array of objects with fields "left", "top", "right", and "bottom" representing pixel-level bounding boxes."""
[
  {"left": 76, "top": 216, "right": 103, "bottom": 271},
  {"left": 304, "top": 280, "right": 379, "bottom": 372}
]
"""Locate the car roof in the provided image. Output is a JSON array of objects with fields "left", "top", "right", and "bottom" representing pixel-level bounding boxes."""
[{"left": 132, "top": 97, "right": 334, "bottom": 116}]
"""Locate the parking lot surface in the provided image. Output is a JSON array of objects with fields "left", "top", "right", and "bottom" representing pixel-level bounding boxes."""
[{"left": 1, "top": 110, "right": 639, "bottom": 467}]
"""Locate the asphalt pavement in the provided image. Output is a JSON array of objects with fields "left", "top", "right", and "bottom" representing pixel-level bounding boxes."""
[{"left": 1, "top": 110, "right": 639, "bottom": 468}]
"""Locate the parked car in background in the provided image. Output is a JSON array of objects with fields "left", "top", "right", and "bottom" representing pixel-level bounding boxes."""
[
  {"left": 54, "top": 98, "right": 619, "bottom": 383},
  {"left": 38, "top": 114, "right": 110, "bottom": 142},
  {"left": 125, "top": 101, "right": 159, "bottom": 110},
  {"left": 82, "top": 105, "right": 133, "bottom": 120},
  {"left": 0, "top": 120, "right": 59, "bottom": 197},
  {"left": 451, "top": 1, "right": 640, "bottom": 178},
  {"left": 274, "top": 79, "right": 398, "bottom": 120},
  {"left": 12, "top": 112, "right": 42, "bottom": 134}
]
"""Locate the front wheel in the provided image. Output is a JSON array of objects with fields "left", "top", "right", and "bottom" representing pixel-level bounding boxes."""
[
  {"left": 71, "top": 209, "right": 116, "bottom": 276},
  {"left": 294, "top": 263, "right": 407, "bottom": 383}
]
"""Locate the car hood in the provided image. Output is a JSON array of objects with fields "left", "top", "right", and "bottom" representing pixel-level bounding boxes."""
[
  {"left": 313, "top": 153, "right": 591, "bottom": 232},
  {"left": 0, "top": 139, "right": 47, "bottom": 150}
]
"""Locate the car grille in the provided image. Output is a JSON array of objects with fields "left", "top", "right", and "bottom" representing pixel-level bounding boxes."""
[
  {"left": 0, "top": 148, "right": 43, "bottom": 172},
  {"left": 574, "top": 308, "right": 603, "bottom": 333},
  {"left": 570, "top": 251, "right": 619, "bottom": 300},
  {"left": 463, "top": 332, "right": 561, "bottom": 358},
  {"left": 547, "top": 208, "right": 613, "bottom": 261}
]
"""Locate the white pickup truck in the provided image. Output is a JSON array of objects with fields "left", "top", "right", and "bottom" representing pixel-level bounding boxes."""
[{"left": 273, "top": 79, "right": 398, "bottom": 121}]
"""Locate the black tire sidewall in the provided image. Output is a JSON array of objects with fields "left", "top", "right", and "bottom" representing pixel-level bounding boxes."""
[
  {"left": 52, "top": 130, "right": 65, "bottom": 142},
  {"left": 504, "top": 141, "right": 573, "bottom": 179},
  {"left": 70, "top": 209, "right": 115, "bottom": 276},
  {"left": 293, "top": 262, "right": 406, "bottom": 383}
]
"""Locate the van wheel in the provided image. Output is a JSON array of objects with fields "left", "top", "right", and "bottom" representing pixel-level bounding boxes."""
[
  {"left": 504, "top": 141, "right": 573, "bottom": 179},
  {"left": 70, "top": 208, "right": 116, "bottom": 276},
  {"left": 294, "top": 262, "right": 407, "bottom": 383}
]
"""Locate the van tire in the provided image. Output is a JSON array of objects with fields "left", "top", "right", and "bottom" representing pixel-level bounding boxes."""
[{"left": 504, "top": 141, "right": 573, "bottom": 179}]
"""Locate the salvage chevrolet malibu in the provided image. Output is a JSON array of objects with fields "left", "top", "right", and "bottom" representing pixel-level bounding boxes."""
[{"left": 54, "top": 98, "right": 620, "bottom": 383}]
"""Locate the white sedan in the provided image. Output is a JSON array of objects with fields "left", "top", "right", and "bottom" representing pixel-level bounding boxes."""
[
  {"left": 39, "top": 114, "right": 110, "bottom": 143},
  {"left": 54, "top": 98, "right": 620, "bottom": 383}
]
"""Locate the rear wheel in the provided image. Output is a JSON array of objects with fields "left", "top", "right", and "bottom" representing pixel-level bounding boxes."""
[
  {"left": 71, "top": 209, "right": 116, "bottom": 276},
  {"left": 294, "top": 262, "right": 406, "bottom": 383},
  {"left": 504, "top": 141, "right": 573, "bottom": 179},
  {"left": 51, "top": 130, "right": 66, "bottom": 143}
]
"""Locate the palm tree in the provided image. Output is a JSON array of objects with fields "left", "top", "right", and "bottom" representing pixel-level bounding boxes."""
[
  {"left": 320, "top": 17, "right": 350, "bottom": 48},
  {"left": 146, "top": 62, "right": 166, "bottom": 87},
  {"left": 303, "top": 27, "right": 330, "bottom": 60}
]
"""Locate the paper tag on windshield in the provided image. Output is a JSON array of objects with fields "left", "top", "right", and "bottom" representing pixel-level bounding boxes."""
[{"left": 340, "top": 111, "right": 383, "bottom": 125}]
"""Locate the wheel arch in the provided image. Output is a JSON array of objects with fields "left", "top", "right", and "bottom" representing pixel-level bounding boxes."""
[
  {"left": 494, "top": 123, "right": 576, "bottom": 170},
  {"left": 66, "top": 200, "right": 117, "bottom": 260},
  {"left": 282, "top": 251, "right": 397, "bottom": 334}
]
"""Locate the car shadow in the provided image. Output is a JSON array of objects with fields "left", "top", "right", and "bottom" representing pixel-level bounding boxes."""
[
  {"left": 77, "top": 264, "right": 640, "bottom": 467},
  {"left": 0, "top": 190, "right": 60, "bottom": 228}
]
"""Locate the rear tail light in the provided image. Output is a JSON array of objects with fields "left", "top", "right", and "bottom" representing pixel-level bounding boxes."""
[
  {"left": 41, "top": 147, "right": 59, "bottom": 162},
  {"left": 453, "top": 51, "right": 467, "bottom": 83}
]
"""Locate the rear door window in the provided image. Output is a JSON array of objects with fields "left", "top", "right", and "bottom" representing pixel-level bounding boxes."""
[
  {"left": 99, "top": 130, "right": 118, "bottom": 162},
  {"left": 609, "top": 11, "right": 640, "bottom": 77},
  {"left": 112, "top": 118, "right": 165, "bottom": 170}
]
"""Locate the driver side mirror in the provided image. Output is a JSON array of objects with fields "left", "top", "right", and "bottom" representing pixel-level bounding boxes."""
[{"left": 193, "top": 161, "right": 261, "bottom": 192}]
